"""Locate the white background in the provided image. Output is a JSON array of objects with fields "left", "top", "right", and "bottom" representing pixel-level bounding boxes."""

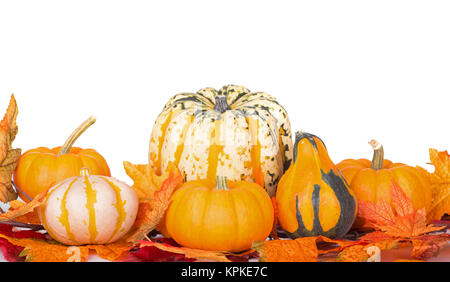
[{"left": 1, "top": 0, "right": 449, "bottom": 187}]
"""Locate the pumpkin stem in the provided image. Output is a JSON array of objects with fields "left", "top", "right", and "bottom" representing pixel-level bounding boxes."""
[
  {"left": 58, "top": 116, "right": 96, "bottom": 156},
  {"left": 369, "top": 139, "right": 384, "bottom": 171},
  {"left": 213, "top": 95, "right": 231, "bottom": 113},
  {"left": 80, "top": 167, "right": 92, "bottom": 177},
  {"left": 214, "top": 176, "right": 229, "bottom": 190}
]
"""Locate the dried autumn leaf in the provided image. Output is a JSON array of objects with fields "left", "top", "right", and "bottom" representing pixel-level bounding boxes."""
[
  {"left": 252, "top": 237, "right": 319, "bottom": 262},
  {"left": 393, "top": 259, "right": 425, "bottom": 262},
  {"left": 0, "top": 234, "right": 86, "bottom": 262},
  {"left": 0, "top": 188, "right": 49, "bottom": 222},
  {"left": 6, "top": 200, "right": 41, "bottom": 224},
  {"left": 138, "top": 240, "right": 232, "bottom": 262},
  {"left": 358, "top": 181, "right": 445, "bottom": 238},
  {"left": 127, "top": 238, "right": 195, "bottom": 262},
  {"left": 0, "top": 232, "right": 133, "bottom": 262},
  {"left": 124, "top": 161, "right": 182, "bottom": 201},
  {"left": 125, "top": 170, "right": 183, "bottom": 243},
  {"left": 410, "top": 234, "right": 450, "bottom": 261},
  {"left": 0, "top": 224, "right": 47, "bottom": 262},
  {"left": 335, "top": 239, "right": 402, "bottom": 262},
  {"left": 251, "top": 236, "right": 356, "bottom": 262},
  {"left": 0, "top": 95, "right": 21, "bottom": 202},
  {"left": 87, "top": 241, "right": 133, "bottom": 261},
  {"left": 418, "top": 149, "right": 450, "bottom": 221}
]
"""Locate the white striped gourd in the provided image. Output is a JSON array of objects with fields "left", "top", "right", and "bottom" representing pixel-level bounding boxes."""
[
  {"left": 39, "top": 168, "right": 139, "bottom": 245},
  {"left": 149, "top": 85, "right": 293, "bottom": 197}
]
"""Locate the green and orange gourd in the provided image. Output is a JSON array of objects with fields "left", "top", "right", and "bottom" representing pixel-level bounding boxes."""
[{"left": 276, "top": 132, "right": 357, "bottom": 238}]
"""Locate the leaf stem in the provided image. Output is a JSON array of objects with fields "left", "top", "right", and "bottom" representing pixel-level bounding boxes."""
[{"left": 0, "top": 220, "right": 45, "bottom": 231}]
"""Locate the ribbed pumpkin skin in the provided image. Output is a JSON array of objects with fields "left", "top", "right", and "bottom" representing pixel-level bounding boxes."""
[
  {"left": 14, "top": 146, "right": 110, "bottom": 202},
  {"left": 149, "top": 85, "right": 293, "bottom": 197},
  {"left": 337, "top": 158, "right": 432, "bottom": 224},
  {"left": 39, "top": 169, "right": 138, "bottom": 245},
  {"left": 165, "top": 178, "right": 274, "bottom": 252},
  {"left": 276, "top": 132, "right": 357, "bottom": 239}
]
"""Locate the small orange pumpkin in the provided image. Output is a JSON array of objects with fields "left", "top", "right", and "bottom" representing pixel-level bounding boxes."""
[
  {"left": 165, "top": 176, "right": 274, "bottom": 252},
  {"left": 13, "top": 117, "right": 110, "bottom": 201},
  {"left": 336, "top": 140, "right": 432, "bottom": 226}
]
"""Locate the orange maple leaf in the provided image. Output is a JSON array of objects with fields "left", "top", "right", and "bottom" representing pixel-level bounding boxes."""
[
  {"left": 417, "top": 149, "right": 450, "bottom": 221},
  {"left": 358, "top": 181, "right": 445, "bottom": 238},
  {"left": 251, "top": 236, "right": 357, "bottom": 262},
  {"left": 124, "top": 163, "right": 183, "bottom": 243},
  {"left": 335, "top": 239, "right": 403, "bottom": 262},
  {"left": 0, "top": 188, "right": 49, "bottom": 222},
  {"left": 0, "top": 233, "right": 132, "bottom": 262},
  {"left": 6, "top": 200, "right": 41, "bottom": 224},
  {"left": 410, "top": 234, "right": 450, "bottom": 261},
  {"left": 123, "top": 161, "right": 182, "bottom": 201}
]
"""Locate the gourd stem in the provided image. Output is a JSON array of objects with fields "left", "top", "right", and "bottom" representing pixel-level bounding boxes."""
[
  {"left": 369, "top": 139, "right": 384, "bottom": 171},
  {"left": 213, "top": 95, "right": 231, "bottom": 113},
  {"left": 57, "top": 116, "right": 96, "bottom": 156},
  {"left": 214, "top": 176, "right": 229, "bottom": 190}
]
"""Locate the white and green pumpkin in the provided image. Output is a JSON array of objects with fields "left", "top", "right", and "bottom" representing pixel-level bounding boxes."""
[{"left": 149, "top": 85, "right": 293, "bottom": 196}]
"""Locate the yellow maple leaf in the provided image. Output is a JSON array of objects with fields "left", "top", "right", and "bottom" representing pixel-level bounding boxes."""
[
  {"left": 418, "top": 149, "right": 450, "bottom": 221},
  {"left": 0, "top": 95, "right": 21, "bottom": 202}
]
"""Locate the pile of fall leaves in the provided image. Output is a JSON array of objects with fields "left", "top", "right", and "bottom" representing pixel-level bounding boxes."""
[{"left": 0, "top": 95, "right": 448, "bottom": 262}]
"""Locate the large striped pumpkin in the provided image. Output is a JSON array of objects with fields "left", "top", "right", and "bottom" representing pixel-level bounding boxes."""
[
  {"left": 39, "top": 168, "right": 139, "bottom": 245},
  {"left": 149, "top": 85, "right": 293, "bottom": 197},
  {"left": 276, "top": 132, "right": 357, "bottom": 238}
]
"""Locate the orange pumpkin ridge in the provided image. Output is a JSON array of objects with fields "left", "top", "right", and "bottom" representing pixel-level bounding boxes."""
[{"left": 13, "top": 116, "right": 111, "bottom": 202}]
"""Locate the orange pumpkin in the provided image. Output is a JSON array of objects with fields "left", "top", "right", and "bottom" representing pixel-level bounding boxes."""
[
  {"left": 336, "top": 140, "right": 432, "bottom": 225},
  {"left": 13, "top": 117, "right": 110, "bottom": 201},
  {"left": 165, "top": 176, "right": 274, "bottom": 252}
]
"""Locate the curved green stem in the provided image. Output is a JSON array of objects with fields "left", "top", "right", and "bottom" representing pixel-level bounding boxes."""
[{"left": 214, "top": 176, "right": 229, "bottom": 190}]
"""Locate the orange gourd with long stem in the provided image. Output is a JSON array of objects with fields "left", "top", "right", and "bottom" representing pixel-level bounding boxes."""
[{"left": 13, "top": 116, "right": 110, "bottom": 201}]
